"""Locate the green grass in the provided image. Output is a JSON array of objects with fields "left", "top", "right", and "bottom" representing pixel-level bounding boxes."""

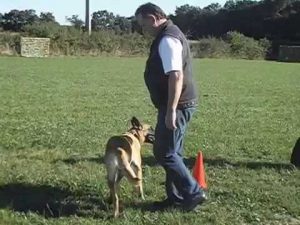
[{"left": 0, "top": 57, "right": 299, "bottom": 225}]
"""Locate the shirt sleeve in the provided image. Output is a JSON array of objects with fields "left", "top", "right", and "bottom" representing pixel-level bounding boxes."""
[{"left": 158, "top": 35, "right": 183, "bottom": 75}]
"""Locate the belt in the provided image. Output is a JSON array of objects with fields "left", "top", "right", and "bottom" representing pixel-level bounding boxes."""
[{"left": 177, "top": 100, "right": 197, "bottom": 109}]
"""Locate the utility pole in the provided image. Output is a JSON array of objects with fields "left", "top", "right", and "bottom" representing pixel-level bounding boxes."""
[{"left": 85, "top": 0, "right": 91, "bottom": 35}]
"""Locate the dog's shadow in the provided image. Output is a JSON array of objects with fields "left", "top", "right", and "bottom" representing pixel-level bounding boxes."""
[
  {"left": 0, "top": 182, "right": 109, "bottom": 218},
  {"left": 59, "top": 155, "right": 104, "bottom": 165}
]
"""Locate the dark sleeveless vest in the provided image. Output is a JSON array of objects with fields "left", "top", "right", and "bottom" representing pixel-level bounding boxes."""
[{"left": 144, "top": 20, "right": 197, "bottom": 109}]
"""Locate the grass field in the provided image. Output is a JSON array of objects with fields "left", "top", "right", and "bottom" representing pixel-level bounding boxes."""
[{"left": 0, "top": 56, "right": 299, "bottom": 225}]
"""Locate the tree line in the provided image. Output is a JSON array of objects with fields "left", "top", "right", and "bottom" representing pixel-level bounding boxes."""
[
  {"left": 170, "top": 0, "right": 300, "bottom": 42},
  {"left": 0, "top": 9, "right": 132, "bottom": 34},
  {"left": 0, "top": 0, "right": 299, "bottom": 42},
  {"left": 0, "top": 0, "right": 299, "bottom": 59}
]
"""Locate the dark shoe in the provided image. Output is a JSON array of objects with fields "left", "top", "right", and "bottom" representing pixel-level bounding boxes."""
[
  {"left": 182, "top": 191, "right": 208, "bottom": 212},
  {"left": 150, "top": 198, "right": 180, "bottom": 211}
]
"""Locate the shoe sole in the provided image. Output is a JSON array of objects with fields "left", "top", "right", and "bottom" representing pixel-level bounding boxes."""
[{"left": 182, "top": 196, "right": 206, "bottom": 212}]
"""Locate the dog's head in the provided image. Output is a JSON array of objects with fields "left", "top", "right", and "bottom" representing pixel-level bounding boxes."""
[{"left": 130, "top": 116, "right": 155, "bottom": 144}]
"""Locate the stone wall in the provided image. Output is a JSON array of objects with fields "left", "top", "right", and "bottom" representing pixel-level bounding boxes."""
[{"left": 21, "top": 37, "right": 50, "bottom": 57}]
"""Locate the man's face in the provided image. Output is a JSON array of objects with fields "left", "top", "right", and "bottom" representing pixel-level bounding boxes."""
[{"left": 135, "top": 13, "right": 156, "bottom": 36}]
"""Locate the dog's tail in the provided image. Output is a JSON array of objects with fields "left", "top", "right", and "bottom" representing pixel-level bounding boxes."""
[{"left": 117, "top": 147, "right": 140, "bottom": 184}]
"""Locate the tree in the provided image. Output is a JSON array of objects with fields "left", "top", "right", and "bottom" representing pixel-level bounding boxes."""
[
  {"left": 262, "top": 0, "right": 290, "bottom": 18},
  {"left": 2, "top": 9, "right": 39, "bottom": 31},
  {"left": 0, "top": 13, "right": 3, "bottom": 28},
  {"left": 224, "top": 0, "right": 257, "bottom": 10},
  {"left": 66, "top": 15, "right": 84, "bottom": 29},
  {"left": 174, "top": 4, "right": 201, "bottom": 17},
  {"left": 224, "top": 0, "right": 236, "bottom": 10},
  {"left": 203, "top": 3, "right": 222, "bottom": 12},
  {"left": 91, "top": 10, "right": 116, "bottom": 31},
  {"left": 172, "top": 5, "right": 202, "bottom": 37},
  {"left": 168, "top": 0, "right": 299, "bottom": 42},
  {"left": 39, "top": 12, "right": 56, "bottom": 23},
  {"left": 114, "top": 16, "right": 131, "bottom": 33}
]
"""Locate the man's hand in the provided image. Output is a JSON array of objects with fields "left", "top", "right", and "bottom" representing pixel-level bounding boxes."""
[{"left": 165, "top": 109, "right": 177, "bottom": 130}]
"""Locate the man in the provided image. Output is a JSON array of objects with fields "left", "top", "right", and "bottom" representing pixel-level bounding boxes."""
[{"left": 135, "top": 3, "right": 207, "bottom": 212}]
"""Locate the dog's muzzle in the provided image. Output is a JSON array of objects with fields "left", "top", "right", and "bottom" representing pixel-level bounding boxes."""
[{"left": 146, "top": 133, "right": 155, "bottom": 144}]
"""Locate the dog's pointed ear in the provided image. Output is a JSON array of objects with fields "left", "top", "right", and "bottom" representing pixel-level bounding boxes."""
[{"left": 131, "top": 117, "right": 142, "bottom": 129}]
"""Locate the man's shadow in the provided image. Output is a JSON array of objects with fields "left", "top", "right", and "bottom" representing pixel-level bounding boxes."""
[
  {"left": 0, "top": 182, "right": 108, "bottom": 218},
  {"left": 141, "top": 155, "right": 295, "bottom": 171},
  {"left": 60, "top": 152, "right": 295, "bottom": 171},
  {"left": 202, "top": 157, "right": 295, "bottom": 171}
]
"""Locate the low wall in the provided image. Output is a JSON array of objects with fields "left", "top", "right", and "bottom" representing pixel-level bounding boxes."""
[{"left": 21, "top": 37, "right": 50, "bottom": 57}]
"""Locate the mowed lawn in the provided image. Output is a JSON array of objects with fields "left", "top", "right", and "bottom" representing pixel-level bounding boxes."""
[{"left": 0, "top": 57, "right": 299, "bottom": 225}]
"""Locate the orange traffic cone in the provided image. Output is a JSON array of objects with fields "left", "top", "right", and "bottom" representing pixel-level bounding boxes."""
[{"left": 193, "top": 151, "right": 207, "bottom": 189}]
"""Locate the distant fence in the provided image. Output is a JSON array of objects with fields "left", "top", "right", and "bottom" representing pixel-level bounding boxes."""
[
  {"left": 279, "top": 45, "right": 300, "bottom": 62},
  {"left": 21, "top": 37, "right": 50, "bottom": 57}
]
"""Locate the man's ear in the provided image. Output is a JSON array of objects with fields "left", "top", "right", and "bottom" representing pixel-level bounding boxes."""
[
  {"left": 147, "top": 14, "right": 157, "bottom": 25},
  {"left": 131, "top": 117, "right": 142, "bottom": 129}
]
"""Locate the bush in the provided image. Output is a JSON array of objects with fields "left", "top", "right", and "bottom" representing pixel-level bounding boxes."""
[
  {"left": 187, "top": 32, "right": 270, "bottom": 59},
  {"left": 225, "top": 31, "right": 270, "bottom": 59},
  {"left": 190, "top": 37, "right": 231, "bottom": 58},
  {"left": 0, "top": 23, "right": 270, "bottom": 59},
  {"left": 24, "top": 22, "right": 62, "bottom": 38},
  {"left": 23, "top": 22, "right": 151, "bottom": 56},
  {"left": 0, "top": 32, "right": 20, "bottom": 55}
]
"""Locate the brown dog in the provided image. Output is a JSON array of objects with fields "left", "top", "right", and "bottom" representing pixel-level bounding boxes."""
[{"left": 104, "top": 117, "right": 154, "bottom": 217}]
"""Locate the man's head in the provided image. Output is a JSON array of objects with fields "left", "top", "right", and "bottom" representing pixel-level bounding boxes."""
[{"left": 135, "top": 3, "right": 167, "bottom": 36}]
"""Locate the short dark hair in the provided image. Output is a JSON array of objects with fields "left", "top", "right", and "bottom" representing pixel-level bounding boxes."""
[{"left": 135, "top": 3, "right": 167, "bottom": 19}]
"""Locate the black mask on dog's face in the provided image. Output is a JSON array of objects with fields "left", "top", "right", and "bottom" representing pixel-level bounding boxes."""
[
  {"left": 145, "top": 126, "right": 155, "bottom": 144},
  {"left": 130, "top": 117, "right": 155, "bottom": 144}
]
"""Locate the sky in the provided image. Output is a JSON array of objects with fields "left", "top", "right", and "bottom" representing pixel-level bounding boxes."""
[{"left": 0, "top": 0, "right": 228, "bottom": 25}]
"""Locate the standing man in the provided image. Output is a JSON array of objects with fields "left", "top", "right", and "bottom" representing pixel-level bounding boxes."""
[{"left": 135, "top": 3, "right": 207, "bottom": 211}]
